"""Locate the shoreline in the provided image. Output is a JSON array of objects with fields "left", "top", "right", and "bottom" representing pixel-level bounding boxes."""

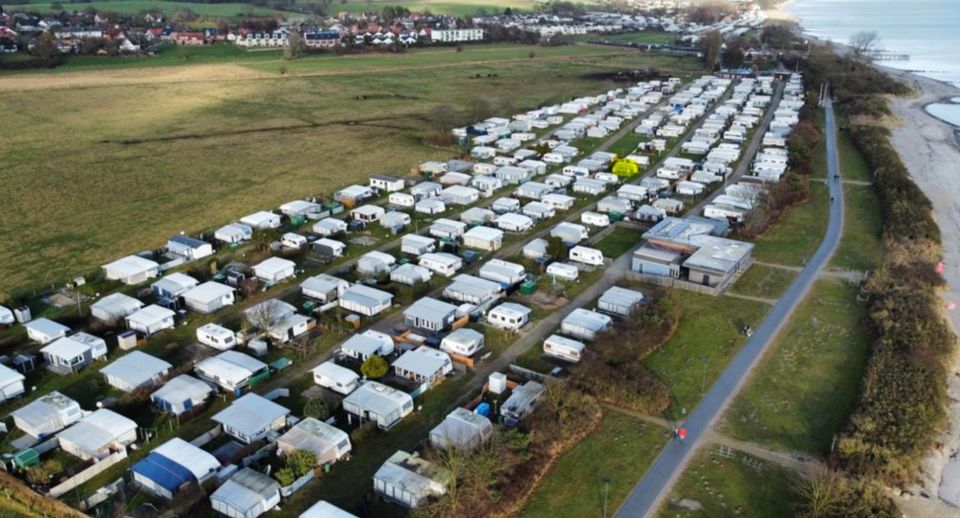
[{"left": 876, "top": 67, "right": 960, "bottom": 516}]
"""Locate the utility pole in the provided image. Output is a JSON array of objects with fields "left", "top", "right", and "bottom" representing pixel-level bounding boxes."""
[{"left": 602, "top": 476, "right": 611, "bottom": 518}]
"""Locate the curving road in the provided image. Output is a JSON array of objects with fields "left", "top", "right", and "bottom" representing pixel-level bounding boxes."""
[{"left": 615, "top": 94, "right": 846, "bottom": 517}]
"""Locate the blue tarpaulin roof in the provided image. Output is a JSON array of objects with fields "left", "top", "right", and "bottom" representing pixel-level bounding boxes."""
[{"left": 132, "top": 452, "right": 194, "bottom": 492}]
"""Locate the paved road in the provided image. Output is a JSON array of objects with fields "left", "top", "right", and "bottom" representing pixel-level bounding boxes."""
[{"left": 614, "top": 96, "right": 846, "bottom": 517}]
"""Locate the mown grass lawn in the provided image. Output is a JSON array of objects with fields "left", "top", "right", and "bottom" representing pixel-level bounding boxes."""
[
  {"left": 520, "top": 411, "right": 670, "bottom": 518},
  {"left": 721, "top": 280, "right": 871, "bottom": 456},
  {"left": 10, "top": 0, "right": 288, "bottom": 18},
  {"left": 727, "top": 264, "right": 796, "bottom": 300},
  {"left": 830, "top": 184, "right": 883, "bottom": 272},
  {"left": 642, "top": 291, "right": 768, "bottom": 418},
  {"left": 0, "top": 45, "right": 698, "bottom": 296},
  {"left": 751, "top": 182, "right": 830, "bottom": 267},
  {"left": 657, "top": 445, "right": 798, "bottom": 518},
  {"left": 573, "top": 31, "right": 678, "bottom": 45},
  {"left": 837, "top": 127, "right": 873, "bottom": 183},
  {"left": 594, "top": 226, "right": 644, "bottom": 259}
]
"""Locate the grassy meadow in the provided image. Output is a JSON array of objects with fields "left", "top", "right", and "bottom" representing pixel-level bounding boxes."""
[
  {"left": 721, "top": 280, "right": 871, "bottom": 455},
  {"left": 0, "top": 44, "right": 699, "bottom": 297},
  {"left": 657, "top": 445, "right": 799, "bottom": 518}
]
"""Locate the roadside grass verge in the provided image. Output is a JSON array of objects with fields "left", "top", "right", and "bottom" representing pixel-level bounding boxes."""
[
  {"left": 520, "top": 411, "right": 670, "bottom": 518},
  {"left": 642, "top": 291, "right": 768, "bottom": 418},
  {"left": 657, "top": 445, "right": 798, "bottom": 518},
  {"left": 751, "top": 182, "right": 829, "bottom": 267},
  {"left": 727, "top": 264, "right": 796, "bottom": 300},
  {"left": 721, "top": 280, "right": 871, "bottom": 456},
  {"left": 830, "top": 185, "right": 883, "bottom": 272}
]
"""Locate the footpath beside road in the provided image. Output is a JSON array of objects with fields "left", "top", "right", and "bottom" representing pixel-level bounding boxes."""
[{"left": 614, "top": 96, "right": 847, "bottom": 518}]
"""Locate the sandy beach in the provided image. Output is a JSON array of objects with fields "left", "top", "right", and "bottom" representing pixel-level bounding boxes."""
[{"left": 880, "top": 67, "right": 960, "bottom": 517}]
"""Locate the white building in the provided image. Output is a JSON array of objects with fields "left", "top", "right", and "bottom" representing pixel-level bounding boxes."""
[
  {"left": 11, "top": 391, "right": 82, "bottom": 438},
  {"left": 560, "top": 308, "right": 613, "bottom": 341},
  {"left": 212, "top": 393, "right": 290, "bottom": 444},
  {"left": 126, "top": 305, "right": 176, "bottom": 335},
  {"left": 431, "top": 28, "right": 484, "bottom": 42},
  {"left": 392, "top": 347, "right": 453, "bottom": 385},
  {"left": 419, "top": 253, "right": 463, "bottom": 277},
  {"left": 462, "top": 226, "right": 504, "bottom": 251},
  {"left": 339, "top": 284, "right": 394, "bottom": 316},
  {"left": 100, "top": 350, "right": 171, "bottom": 392},
  {"left": 597, "top": 286, "right": 645, "bottom": 316},
  {"left": 90, "top": 293, "right": 144, "bottom": 325},
  {"left": 102, "top": 255, "right": 160, "bottom": 285},
  {"left": 195, "top": 350, "right": 269, "bottom": 393},
  {"left": 240, "top": 211, "right": 282, "bottom": 230},
  {"left": 182, "top": 281, "right": 235, "bottom": 314},
  {"left": 373, "top": 450, "right": 450, "bottom": 508},
  {"left": 210, "top": 468, "right": 281, "bottom": 518},
  {"left": 40, "top": 332, "right": 107, "bottom": 373},
  {"left": 343, "top": 381, "right": 414, "bottom": 430},
  {"left": 150, "top": 374, "right": 213, "bottom": 416},
  {"left": 277, "top": 417, "right": 351, "bottom": 466},
  {"left": 429, "top": 407, "right": 493, "bottom": 451},
  {"left": 252, "top": 257, "right": 296, "bottom": 284},
  {"left": 57, "top": 409, "right": 138, "bottom": 460}
]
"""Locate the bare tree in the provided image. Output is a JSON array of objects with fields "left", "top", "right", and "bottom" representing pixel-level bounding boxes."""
[{"left": 848, "top": 31, "right": 879, "bottom": 61}]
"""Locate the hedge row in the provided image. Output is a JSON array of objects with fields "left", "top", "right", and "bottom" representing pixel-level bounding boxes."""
[{"left": 809, "top": 52, "right": 956, "bottom": 487}]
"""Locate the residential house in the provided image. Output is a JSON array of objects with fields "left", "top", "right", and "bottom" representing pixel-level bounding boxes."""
[
  {"left": 182, "top": 281, "right": 235, "bottom": 314},
  {"left": 373, "top": 450, "right": 451, "bottom": 508},
  {"left": 90, "top": 293, "right": 144, "bottom": 325},
  {"left": 151, "top": 374, "right": 213, "bottom": 416},
  {"left": 40, "top": 332, "right": 107, "bottom": 373},
  {"left": 301, "top": 274, "right": 349, "bottom": 303},
  {"left": 428, "top": 219, "right": 467, "bottom": 240},
  {"left": 339, "top": 284, "right": 394, "bottom": 316},
  {"left": 57, "top": 409, "right": 138, "bottom": 460},
  {"left": 132, "top": 438, "right": 220, "bottom": 500},
  {"left": 403, "top": 297, "right": 459, "bottom": 333},
  {"left": 240, "top": 211, "right": 282, "bottom": 230},
  {"left": 339, "top": 330, "right": 395, "bottom": 361},
  {"left": 392, "top": 347, "right": 453, "bottom": 385},
  {"left": 462, "top": 226, "right": 503, "bottom": 251},
  {"left": 443, "top": 275, "right": 502, "bottom": 307},
  {"left": 166, "top": 236, "right": 213, "bottom": 261},
  {"left": 195, "top": 350, "right": 269, "bottom": 393},
  {"left": 11, "top": 391, "right": 82, "bottom": 438},
  {"left": 277, "top": 417, "right": 351, "bottom": 465},
  {"left": 151, "top": 273, "right": 200, "bottom": 302},
  {"left": 429, "top": 407, "right": 493, "bottom": 451},
  {"left": 252, "top": 257, "right": 296, "bottom": 284},
  {"left": 102, "top": 255, "right": 160, "bottom": 285},
  {"left": 101, "top": 351, "right": 171, "bottom": 392},
  {"left": 478, "top": 259, "right": 525, "bottom": 287},
  {"left": 401, "top": 234, "right": 436, "bottom": 256},
  {"left": 342, "top": 381, "right": 414, "bottom": 429},
  {"left": 210, "top": 468, "right": 281, "bottom": 518},
  {"left": 215, "top": 222, "right": 254, "bottom": 244},
  {"left": 126, "top": 305, "right": 176, "bottom": 335},
  {"left": 212, "top": 393, "right": 290, "bottom": 444}
]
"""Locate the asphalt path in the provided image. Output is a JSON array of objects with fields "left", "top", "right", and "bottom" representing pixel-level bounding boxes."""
[{"left": 615, "top": 95, "right": 846, "bottom": 518}]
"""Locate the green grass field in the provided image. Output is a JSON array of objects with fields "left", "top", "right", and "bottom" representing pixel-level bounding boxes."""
[
  {"left": 10, "top": 0, "right": 289, "bottom": 18},
  {"left": 728, "top": 264, "right": 796, "bottom": 300},
  {"left": 721, "top": 280, "right": 871, "bottom": 456},
  {"left": 751, "top": 182, "right": 830, "bottom": 267},
  {"left": 657, "top": 445, "right": 798, "bottom": 518},
  {"left": 520, "top": 411, "right": 670, "bottom": 518},
  {"left": 0, "top": 44, "right": 699, "bottom": 296},
  {"left": 572, "top": 31, "right": 678, "bottom": 45},
  {"left": 593, "top": 226, "right": 644, "bottom": 258},
  {"left": 837, "top": 127, "right": 872, "bottom": 183},
  {"left": 642, "top": 291, "right": 769, "bottom": 418},
  {"left": 830, "top": 184, "right": 883, "bottom": 272}
]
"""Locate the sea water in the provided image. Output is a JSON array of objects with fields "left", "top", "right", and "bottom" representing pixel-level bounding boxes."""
[{"left": 787, "top": 0, "right": 960, "bottom": 87}]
